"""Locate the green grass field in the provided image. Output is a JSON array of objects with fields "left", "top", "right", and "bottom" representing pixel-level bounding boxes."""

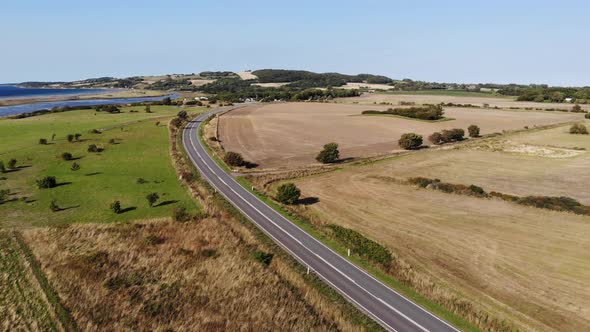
[{"left": 0, "top": 106, "right": 203, "bottom": 227}]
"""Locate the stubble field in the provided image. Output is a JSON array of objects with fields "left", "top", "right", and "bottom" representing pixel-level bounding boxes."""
[
  {"left": 289, "top": 122, "right": 590, "bottom": 331},
  {"left": 218, "top": 102, "right": 583, "bottom": 169}
]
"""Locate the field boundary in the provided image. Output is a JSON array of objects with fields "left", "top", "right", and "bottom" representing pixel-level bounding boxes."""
[{"left": 13, "top": 231, "right": 79, "bottom": 332}]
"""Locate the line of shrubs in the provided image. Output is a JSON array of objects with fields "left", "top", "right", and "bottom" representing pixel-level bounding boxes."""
[
  {"left": 407, "top": 177, "right": 590, "bottom": 216},
  {"left": 326, "top": 224, "right": 392, "bottom": 268},
  {"left": 362, "top": 104, "right": 445, "bottom": 121}
]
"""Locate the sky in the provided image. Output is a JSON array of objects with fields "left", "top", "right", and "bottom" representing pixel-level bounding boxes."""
[{"left": 1, "top": 0, "right": 589, "bottom": 86}]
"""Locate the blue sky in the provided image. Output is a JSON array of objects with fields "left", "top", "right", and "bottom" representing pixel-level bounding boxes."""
[{"left": 1, "top": 0, "right": 589, "bottom": 86}]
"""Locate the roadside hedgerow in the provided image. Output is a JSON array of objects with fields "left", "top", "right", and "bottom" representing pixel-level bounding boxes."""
[{"left": 326, "top": 224, "right": 392, "bottom": 267}]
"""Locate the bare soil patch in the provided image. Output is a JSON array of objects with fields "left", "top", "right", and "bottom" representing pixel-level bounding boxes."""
[{"left": 217, "top": 102, "right": 582, "bottom": 169}]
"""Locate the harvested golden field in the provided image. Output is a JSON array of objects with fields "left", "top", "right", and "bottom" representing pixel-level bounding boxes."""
[
  {"left": 357, "top": 122, "right": 590, "bottom": 204},
  {"left": 290, "top": 125, "right": 590, "bottom": 331},
  {"left": 217, "top": 102, "right": 583, "bottom": 169},
  {"left": 22, "top": 219, "right": 339, "bottom": 331},
  {"left": 344, "top": 92, "right": 590, "bottom": 112},
  {"left": 293, "top": 170, "right": 590, "bottom": 331}
]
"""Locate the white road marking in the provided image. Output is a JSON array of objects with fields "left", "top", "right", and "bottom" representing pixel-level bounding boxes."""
[{"left": 184, "top": 109, "right": 461, "bottom": 332}]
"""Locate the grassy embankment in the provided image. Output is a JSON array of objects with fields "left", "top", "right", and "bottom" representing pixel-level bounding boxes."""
[
  {"left": 199, "top": 114, "right": 480, "bottom": 332},
  {"left": 0, "top": 105, "right": 202, "bottom": 227}
]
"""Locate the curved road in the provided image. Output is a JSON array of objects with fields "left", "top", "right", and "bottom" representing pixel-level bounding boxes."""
[{"left": 182, "top": 106, "right": 460, "bottom": 332}]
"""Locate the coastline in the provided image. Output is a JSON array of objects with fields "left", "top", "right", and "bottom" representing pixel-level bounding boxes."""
[{"left": 0, "top": 89, "right": 169, "bottom": 107}]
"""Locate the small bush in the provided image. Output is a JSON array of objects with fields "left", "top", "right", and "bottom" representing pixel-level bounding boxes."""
[
  {"left": 90, "top": 129, "right": 102, "bottom": 134},
  {"left": 0, "top": 161, "right": 5, "bottom": 173},
  {"left": 146, "top": 192, "right": 159, "bottom": 207},
  {"left": 569, "top": 123, "right": 588, "bottom": 135},
  {"left": 137, "top": 177, "right": 148, "bottom": 184},
  {"left": 39, "top": 138, "right": 48, "bottom": 145},
  {"left": 224, "top": 151, "right": 245, "bottom": 167},
  {"left": 70, "top": 162, "right": 80, "bottom": 171},
  {"left": 88, "top": 144, "right": 100, "bottom": 152},
  {"left": 36, "top": 176, "right": 57, "bottom": 189},
  {"left": 67, "top": 134, "right": 75, "bottom": 142},
  {"left": 585, "top": 113, "right": 590, "bottom": 119},
  {"left": 171, "top": 117, "right": 183, "bottom": 128},
  {"left": 172, "top": 206, "right": 191, "bottom": 222},
  {"left": 252, "top": 251, "right": 274, "bottom": 266},
  {"left": 571, "top": 104, "right": 583, "bottom": 112},
  {"left": 398, "top": 133, "right": 423, "bottom": 150},
  {"left": 61, "top": 152, "right": 73, "bottom": 161},
  {"left": 50, "top": 200, "right": 60, "bottom": 212},
  {"left": 316, "top": 142, "right": 340, "bottom": 163},
  {"left": 75, "top": 133, "right": 82, "bottom": 141},
  {"left": 276, "top": 183, "right": 301, "bottom": 205},
  {"left": 144, "top": 234, "right": 165, "bottom": 245},
  {"left": 467, "top": 125, "right": 480, "bottom": 137},
  {"left": 110, "top": 200, "right": 121, "bottom": 214},
  {"left": 428, "top": 132, "right": 444, "bottom": 145},
  {"left": 7, "top": 159, "right": 17, "bottom": 169},
  {"left": 177, "top": 110, "right": 188, "bottom": 120},
  {"left": 0, "top": 189, "right": 10, "bottom": 203},
  {"left": 108, "top": 138, "right": 116, "bottom": 144}
]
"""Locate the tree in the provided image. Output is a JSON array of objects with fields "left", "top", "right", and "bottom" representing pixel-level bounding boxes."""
[
  {"left": 570, "top": 123, "right": 589, "bottom": 135},
  {"left": 146, "top": 192, "right": 159, "bottom": 207},
  {"left": 36, "top": 176, "right": 57, "bottom": 189},
  {"left": 585, "top": 113, "right": 590, "bottom": 119},
  {"left": 428, "top": 132, "right": 444, "bottom": 145},
  {"left": 70, "top": 162, "right": 80, "bottom": 171},
  {"left": 398, "top": 133, "right": 423, "bottom": 150},
  {"left": 39, "top": 138, "right": 48, "bottom": 145},
  {"left": 61, "top": 152, "right": 73, "bottom": 161},
  {"left": 108, "top": 138, "right": 116, "bottom": 144},
  {"left": 441, "top": 128, "right": 465, "bottom": 142},
  {"left": 110, "top": 200, "right": 121, "bottom": 214},
  {"left": 276, "top": 183, "right": 301, "bottom": 205},
  {"left": 88, "top": 144, "right": 99, "bottom": 152},
  {"left": 163, "top": 97, "right": 172, "bottom": 105},
  {"left": 316, "top": 143, "right": 340, "bottom": 163},
  {"left": 177, "top": 110, "right": 188, "bottom": 120},
  {"left": 171, "top": 117, "right": 183, "bottom": 128},
  {"left": 74, "top": 133, "right": 82, "bottom": 141},
  {"left": 50, "top": 200, "right": 60, "bottom": 212},
  {"left": 7, "top": 159, "right": 17, "bottom": 169},
  {"left": 67, "top": 134, "right": 75, "bottom": 142},
  {"left": 0, "top": 161, "right": 5, "bottom": 173},
  {"left": 467, "top": 125, "right": 480, "bottom": 137},
  {"left": 572, "top": 104, "right": 583, "bottom": 112},
  {"left": 0, "top": 189, "right": 10, "bottom": 204},
  {"left": 224, "top": 151, "right": 245, "bottom": 167},
  {"left": 145, "top": 105, "right": 152, "bottom": 113},
  {"left": 155, "top": 121, "right": 160, "bottom": 127}
]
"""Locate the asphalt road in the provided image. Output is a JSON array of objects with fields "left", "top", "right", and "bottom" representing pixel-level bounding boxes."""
[{"left": 182, "top": 106, "right": 461, "bottom": 332}]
